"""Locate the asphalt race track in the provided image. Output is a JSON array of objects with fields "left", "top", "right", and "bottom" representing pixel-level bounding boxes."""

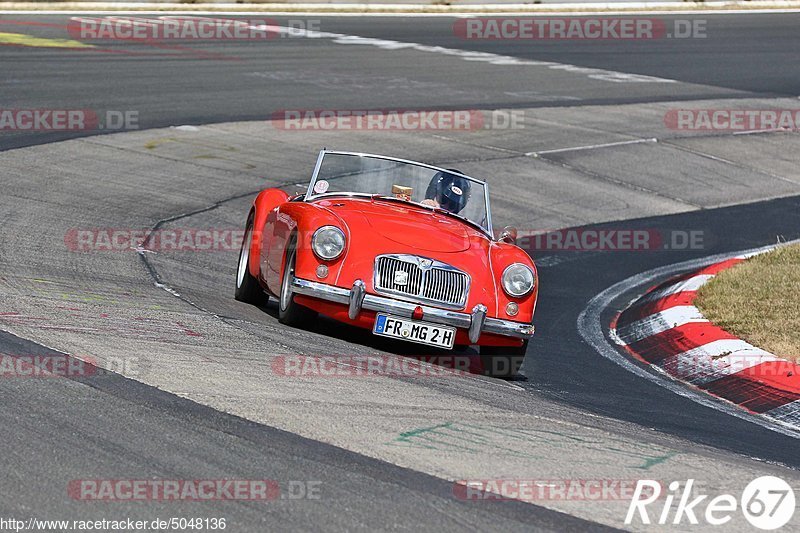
[
  {"left": 1, "top": 11, "right": 800, "bottom": 531},
  {"left": 3, "top": 13, "right": 800, "bottom": 150}
]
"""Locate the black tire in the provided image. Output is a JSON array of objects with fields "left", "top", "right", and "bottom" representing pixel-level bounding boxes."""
[
  {"left": 234, "top": 215, "right": 267, "bottom": 305},
  {"left": 278, "top": 236, "right": 317, "bottom": 327},
  {"left": 479, "top": 340, "right": 528, "bottom": 378}
]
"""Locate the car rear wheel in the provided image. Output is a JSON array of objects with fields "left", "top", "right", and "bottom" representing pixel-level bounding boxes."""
[
  {"left": 235, "top": 216, "right": 267, "bottom": 305},
  {"left": 278, "top": 237, "right": 317, "bottom": 326},
  {"left": 479, "top": 340, "right": 527, "bottom": 378}
]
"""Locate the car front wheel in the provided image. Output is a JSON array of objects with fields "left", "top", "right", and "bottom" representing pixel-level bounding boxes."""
[
  {"left": 278, "top": 238, "right": 317, "bottom": 326},
  {"left": 235, "top": 216, "right": 267, "bottom": 306}
]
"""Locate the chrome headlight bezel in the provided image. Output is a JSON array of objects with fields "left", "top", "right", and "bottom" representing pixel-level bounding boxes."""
[
  {"left": 501, "top": 263, "right": 535, "bottom": 298},
  {"left": 311, "top": 226, "right": 346, "bottom": 261}
]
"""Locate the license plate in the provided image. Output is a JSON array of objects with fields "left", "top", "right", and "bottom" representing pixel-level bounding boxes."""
[{"left": 373, "top": 313, "right": 456, "bottom": 349}]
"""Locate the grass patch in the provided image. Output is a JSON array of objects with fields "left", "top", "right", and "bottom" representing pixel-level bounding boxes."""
[
  {"left": 0, "top": 31, "right": 94, "bottom": 48},
  {"left": 695, "top": 243, "right": 800, "bottom": 362}
]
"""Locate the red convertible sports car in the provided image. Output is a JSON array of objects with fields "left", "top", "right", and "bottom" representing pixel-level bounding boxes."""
[{"left": 235, "top": 150, "right": 538, "bottom": 377}]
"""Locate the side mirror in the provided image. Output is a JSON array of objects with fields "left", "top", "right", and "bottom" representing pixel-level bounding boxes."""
[{"left": 499, "top": 226, "right": 518, "bottom": 244}]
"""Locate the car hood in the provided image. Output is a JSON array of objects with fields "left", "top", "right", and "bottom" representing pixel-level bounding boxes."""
[{"left": 323, "top": 197, "right": 480, "bottom": 253}]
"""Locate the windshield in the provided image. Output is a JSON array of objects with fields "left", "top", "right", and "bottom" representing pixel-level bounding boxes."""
[{"left": 306, "top": 151, "right": 492, "bottom": 233}]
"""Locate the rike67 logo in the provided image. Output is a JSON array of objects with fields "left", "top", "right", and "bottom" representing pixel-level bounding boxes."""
[{"left": 626, "top": 477, "right": 796, "bottom": 529}]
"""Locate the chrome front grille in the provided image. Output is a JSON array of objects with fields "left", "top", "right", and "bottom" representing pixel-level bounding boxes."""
[
  {"left": 374, "top": 255, "right": 470, "bottom": 309},
  {"left": 375, "top": 256, "right": 424, "bottom": 295}
]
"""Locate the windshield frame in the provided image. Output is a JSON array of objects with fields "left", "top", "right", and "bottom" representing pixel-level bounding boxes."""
[{"left": 305, "top": 149, "right": 494, "bottom": 236}]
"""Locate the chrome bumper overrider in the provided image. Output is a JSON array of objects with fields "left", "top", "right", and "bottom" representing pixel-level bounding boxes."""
[{"left": 290, "top": 277, "right": 534, "bottom": 343}]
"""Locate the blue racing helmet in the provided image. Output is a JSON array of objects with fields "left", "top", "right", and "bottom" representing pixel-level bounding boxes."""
[{"left": 425, "top": 169, "right": 471, "bottom": 214}]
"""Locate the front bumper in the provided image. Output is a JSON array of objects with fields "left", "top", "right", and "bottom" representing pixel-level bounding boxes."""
[{"left": 290, "top": 277, "right": 534, "bottom": 344}]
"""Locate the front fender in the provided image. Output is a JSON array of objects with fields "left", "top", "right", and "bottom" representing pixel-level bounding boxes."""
[
  {"left": 249, "top": 189, "right": 289, "bottom": 281},
  {"left": 264, "top": 201, "right": 349, "bottom": 295},
  {"left": 488, "top": 242, "right": 538, "bottom": 323}
]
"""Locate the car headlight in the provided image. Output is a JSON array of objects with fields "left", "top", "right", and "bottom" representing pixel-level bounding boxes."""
[
  {"left": 501, "top": 263, "right": 535, "bottom": 297},
  {"left": 311, "top": 226, "right": 346, "bottom": 260}
]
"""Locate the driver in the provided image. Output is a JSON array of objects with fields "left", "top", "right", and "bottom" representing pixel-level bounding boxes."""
[{"left": 421, "top": 169, "right": 471, "bottom": 214}]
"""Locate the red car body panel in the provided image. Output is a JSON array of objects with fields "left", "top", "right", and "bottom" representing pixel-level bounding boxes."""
[{"left": 246, "top": 190, "right": 538, "bottom": 347}]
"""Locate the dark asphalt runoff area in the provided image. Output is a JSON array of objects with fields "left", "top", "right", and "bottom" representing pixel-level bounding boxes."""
[{"left": 1, "top": 11, "right": 799, "bottom": 532}]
